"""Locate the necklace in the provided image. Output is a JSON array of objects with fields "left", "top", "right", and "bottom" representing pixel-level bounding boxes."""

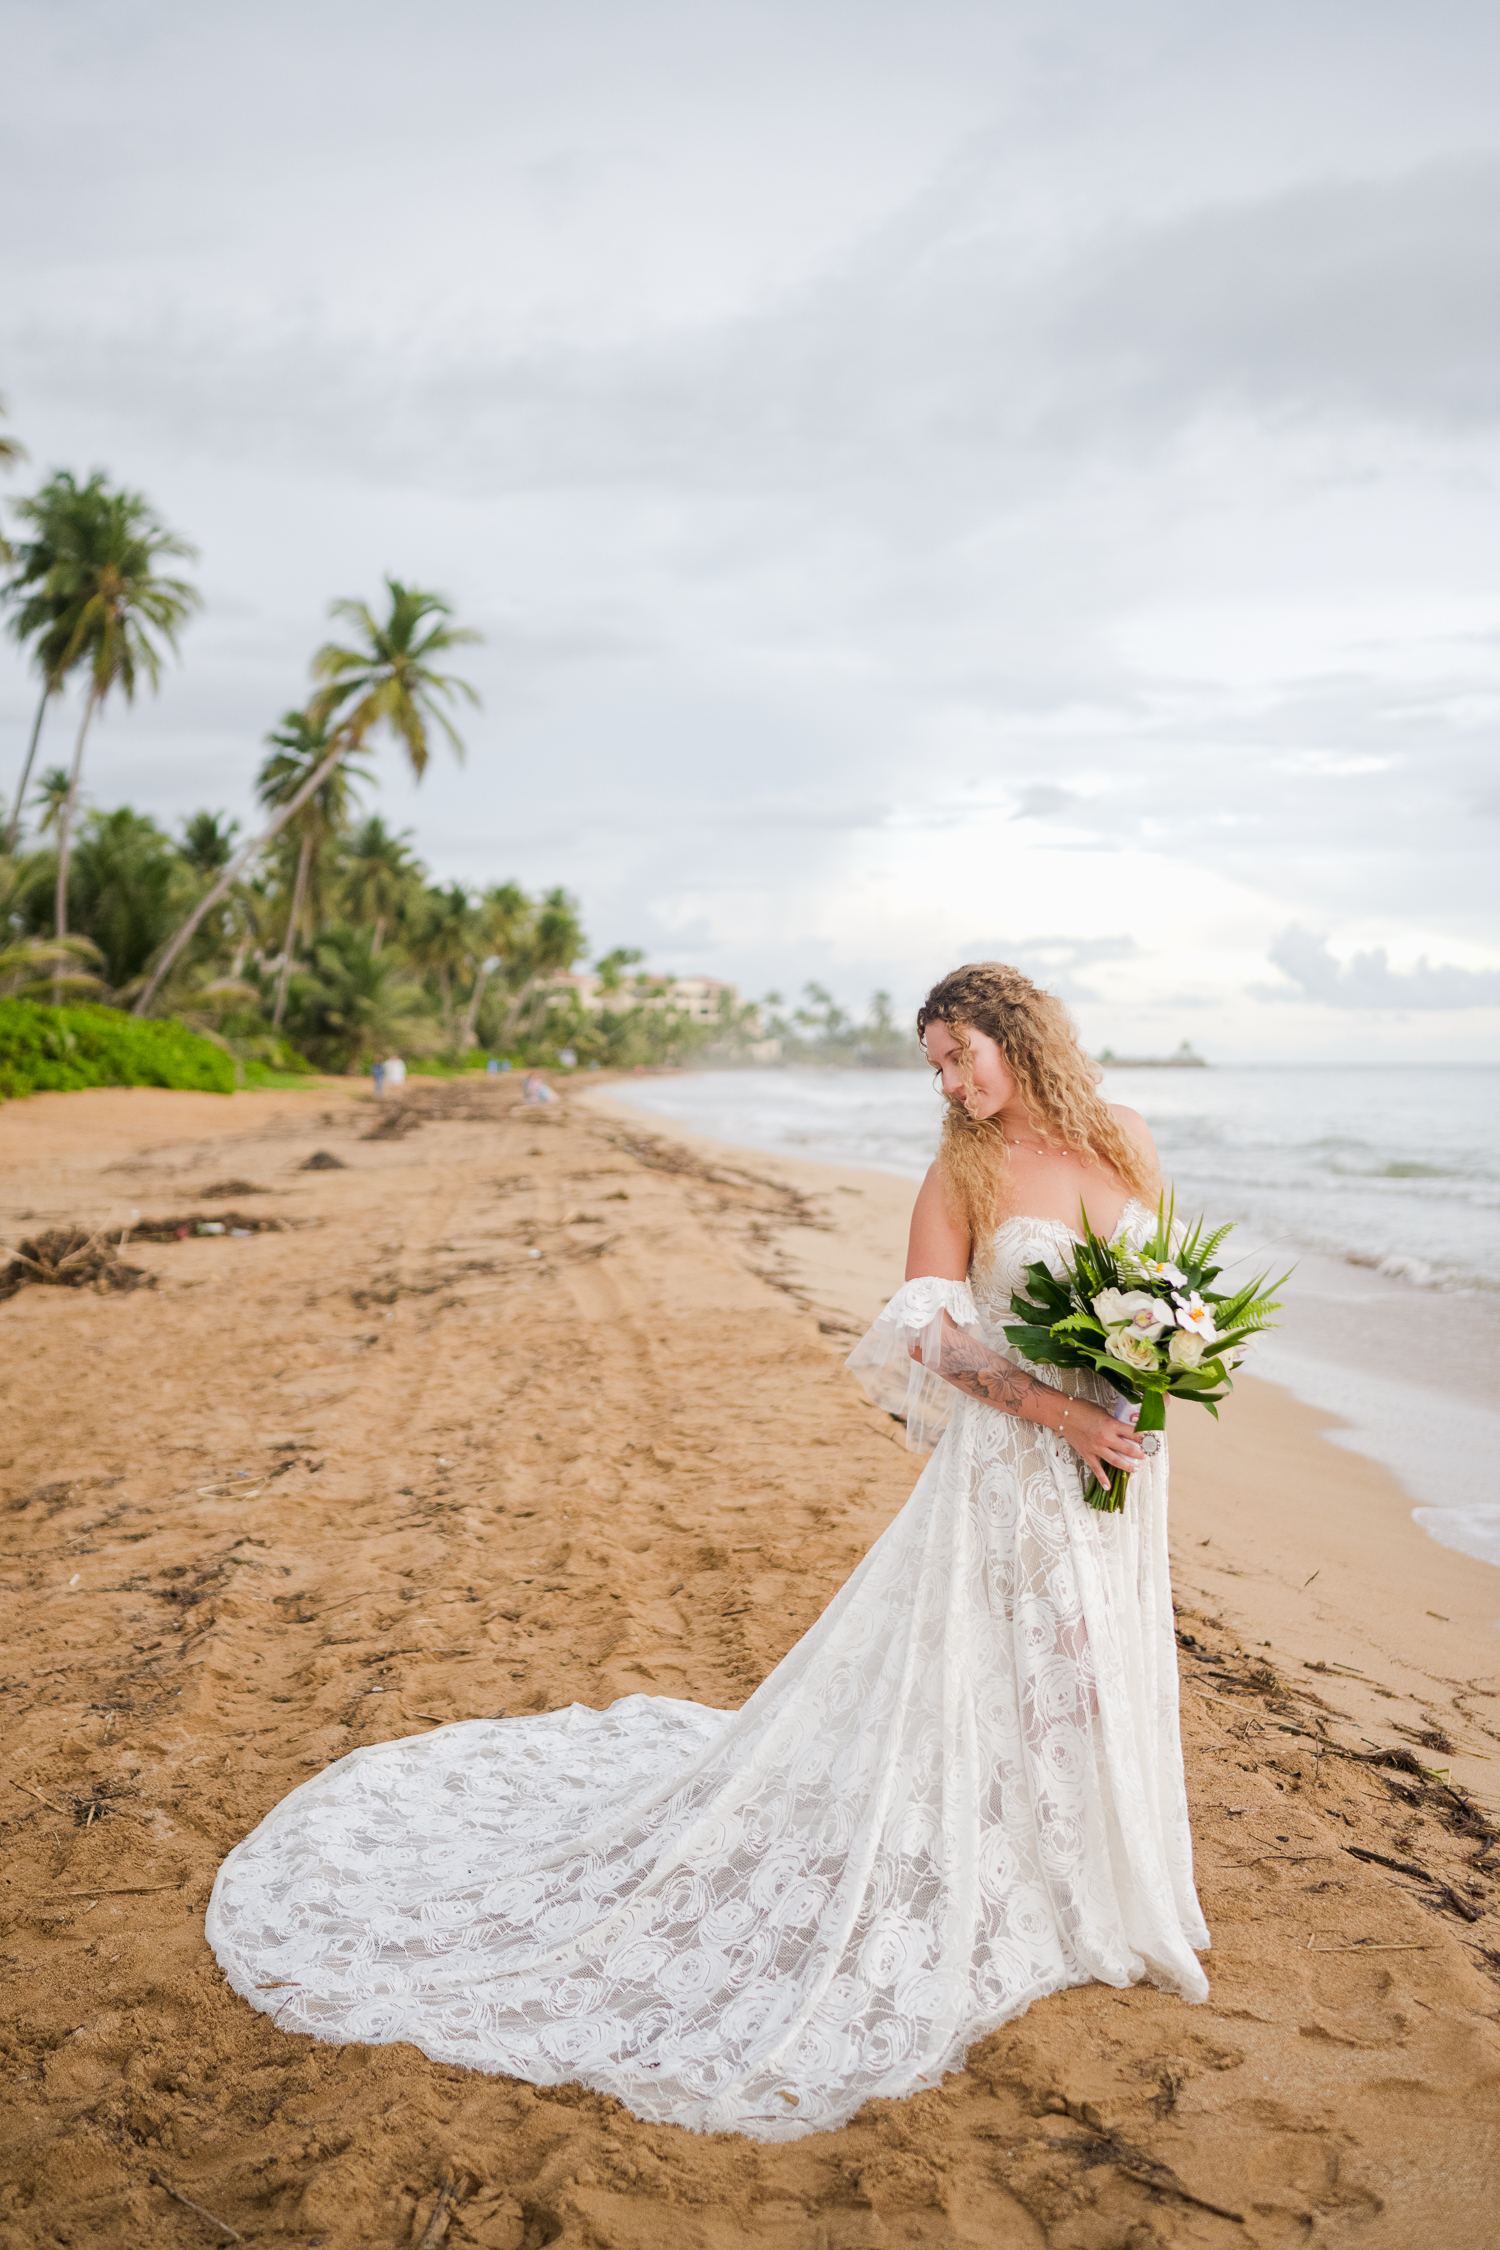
[{"left": 1003, "top": 1134, "right": 1048, "bottom": 1154}]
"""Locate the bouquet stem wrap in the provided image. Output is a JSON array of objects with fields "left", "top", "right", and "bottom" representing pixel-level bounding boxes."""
[{"left": 1088, "top": 1387, "right": 1166, "bottom": 1513}]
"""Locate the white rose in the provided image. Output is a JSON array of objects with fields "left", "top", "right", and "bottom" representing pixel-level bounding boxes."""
[
  {"left": 1174, "top": 1291, "right": 1219, "bottom": 1342},
  {"left": 1105, "top": 1329, "right": 1159, "bottom": 1372},
  {"left": 1093, "top": 1287, "right": 1173, "bottom": 1337},
  {"left": 1167, "top": 1329, "right": 1205, "bottom": 1369}
]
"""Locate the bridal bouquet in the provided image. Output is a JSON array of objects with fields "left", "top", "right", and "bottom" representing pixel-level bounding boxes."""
[{"left": 1002, "top": 1200, "right": 1287, "bottom": 1512}]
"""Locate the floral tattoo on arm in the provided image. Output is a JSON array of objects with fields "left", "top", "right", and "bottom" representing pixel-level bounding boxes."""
[{"left": 927, "top": 1317, "right": 1057, "bottom": 1426}]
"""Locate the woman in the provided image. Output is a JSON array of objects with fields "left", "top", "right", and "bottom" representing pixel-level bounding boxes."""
[{"left": 206, "top": 963, "right": 1209, "bottom": 2143}]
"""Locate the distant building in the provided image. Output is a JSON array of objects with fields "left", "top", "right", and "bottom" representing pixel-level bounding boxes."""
[{"left": 553, "top": 971, "right": 740, "bottom": 1022}]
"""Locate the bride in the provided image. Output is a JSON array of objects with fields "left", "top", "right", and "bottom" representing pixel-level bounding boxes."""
[{"left": 206, "top": 962, "right": 1209, "bottom": 2142}]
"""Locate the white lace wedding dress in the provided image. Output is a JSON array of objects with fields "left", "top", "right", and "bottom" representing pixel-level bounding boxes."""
[{"left": 206, "top": 1202, "right": 1208, "bottom": 2142}]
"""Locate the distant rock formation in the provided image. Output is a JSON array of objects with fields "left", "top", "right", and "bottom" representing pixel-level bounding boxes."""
[{"left": 1095, "top": 1040, "right": 1208, "bottom": 1069}]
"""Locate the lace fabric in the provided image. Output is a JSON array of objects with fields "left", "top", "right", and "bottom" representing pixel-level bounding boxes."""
[
  {"left": 206, "top": 1200, "right": 1208, "bottom": 2142},
  {"left": 843, "top": 1272, "right": 984, "bottom": 1450}
]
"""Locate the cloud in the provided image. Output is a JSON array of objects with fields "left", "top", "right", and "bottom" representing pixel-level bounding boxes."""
[
  {"left": 952, "top": 933, "right": 1139, "bottom": 1002},
  {"left": 1047, "top": 157, "right": 1500, "bottom": 437},
  {"left": 1012, "top": 785, "right": 1074, "bottom": 819},
  {"left": 1260, "top": 925, "right": 1500, "bottom": 1009},
  {"left": 18, "top": 153, "right": 1500, "bottom": 509}
]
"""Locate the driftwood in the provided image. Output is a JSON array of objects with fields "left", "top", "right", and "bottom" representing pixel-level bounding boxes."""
[
  {"left": 148, "top": 2169, "right": 243, "bottom": 2242},
  {"left": 1347, "top": 1845, "right": 1484, "bottom": 1923}
]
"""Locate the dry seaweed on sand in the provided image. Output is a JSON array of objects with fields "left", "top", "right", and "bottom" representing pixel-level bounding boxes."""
[
  {"left": 0, "top": 1226, "right": 153, "bottom": 1302},
  {"left": 125, "top": 1211, "right": 288, "bottom": 1242}
]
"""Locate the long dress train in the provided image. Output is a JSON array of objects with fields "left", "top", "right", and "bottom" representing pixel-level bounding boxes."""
[{"left": 205, "top": 1203, "right": 1208, "bottom": 2143}]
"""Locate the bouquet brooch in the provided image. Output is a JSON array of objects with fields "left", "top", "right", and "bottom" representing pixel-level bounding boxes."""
[{"left": 1002, "top": 1199, "right": 1288, "bottom": 1513}]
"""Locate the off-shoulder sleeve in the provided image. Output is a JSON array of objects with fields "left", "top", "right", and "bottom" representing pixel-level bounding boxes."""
[{"left": 844, "top": 1276, "right": 982, "bottom": 1453}]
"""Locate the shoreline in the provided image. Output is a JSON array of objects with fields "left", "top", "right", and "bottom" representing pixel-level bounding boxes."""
[
  {"left": 587, "top": 1085, "right": 1500, "bottom": 1774},
  {"left": 593, "top": 1072, "right": 1500, "bottom": 1579}
]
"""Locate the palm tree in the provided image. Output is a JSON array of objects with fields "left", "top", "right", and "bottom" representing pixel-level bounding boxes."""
[
  {"left": 290, "top": 926, "right": 435, "bottom": 1072},
  {"left": 135, "top": 578, "right": 482, "bottom": 1016},
  {"left": 0, "top": 394, "right": 23, "bottom": 470},
  {"left": 457, "top": 880, "right": 532, "bottom": 1048},
  {"left": 179, "top": 809, "right": 239, "bottom": 877},
  {"left": 340, "top": 813, "right": 421, "bottom": 954},
  {"left": 257, "top": 712, "right": 366, "bottom": 1027},
  {"left": 493, "top": 885, "right": 586, "bottom": 1048},
  {"left": 21, "top": 481, "right": 198, "bottom": 939},
  {"left": 31, "top": 763, "right": 73, "bottom": 838},
  {"left": 308, "top": 577, "right": 481, "bottom": 774},
  {"left": 2, "top": 471, "right": 114, "bottom": 854},
  {"left": 0, "top": 933, "right": 103, "bottom": 1001},
  {"left": 408, "top": 881, "right": 480, "bottom": 1049}
]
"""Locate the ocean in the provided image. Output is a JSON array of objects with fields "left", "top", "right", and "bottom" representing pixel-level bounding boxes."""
[{"left": 606, "top": 1065, "right": 1500, "bottom": 1579}]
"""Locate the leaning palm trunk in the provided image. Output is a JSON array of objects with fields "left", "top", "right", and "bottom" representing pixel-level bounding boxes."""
[
  {"left": 53, "top": 692, "right": 97, "bottom": 999},
  {"left": 271, "top": 828, "right": 314, "bottom": 1029},
  {"left": 459, "top": 957, "right": 497, "bottom": 1050},
  {"left": 134, "top": 739, "right": 351, "bottom": 1016},
  {"left": 4, "top": 683, "right": 51, "bottom": 855},
  {"left": 496, "top": 978, "right": 534, "bottom": 1051}
]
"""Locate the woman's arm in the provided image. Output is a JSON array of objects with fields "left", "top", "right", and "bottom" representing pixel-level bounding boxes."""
[
  {"left": 905, "top": 1161, "right": 971, "bottom": 1281},
  {"left": 902, "top": 1164, "right": 1146, "bottom": 1485},
  {"left": 927, "top": 1317, "right": 1145, "bottom": 1485}
]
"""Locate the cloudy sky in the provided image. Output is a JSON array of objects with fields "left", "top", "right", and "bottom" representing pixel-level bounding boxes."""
[{"left": 4, "top": 0, "right": 1499, "bottom": 1058}]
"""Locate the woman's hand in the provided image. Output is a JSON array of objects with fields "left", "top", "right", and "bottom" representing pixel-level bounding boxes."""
[
  {"left": 916, "top": 1315, "right": 1151, "bottom": 1485},
  {"left": 1059, "top": 1396, "right": 1147, "bottom": 1487}
]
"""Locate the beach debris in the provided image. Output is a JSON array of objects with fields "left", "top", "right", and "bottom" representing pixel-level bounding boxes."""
[
  {"left": 300, "top": 1149, "right": 346, "bottom": 1169},
  {"left": 1043, "top": 2096, "right": 1245, "bottom": 2224},
  {"left": 198, "top": 1178, "right": 268, "bottom": 1198},
  {"left": 367, "top": 1080, "right": 517, "bottom": 1126},
  {"left": 148, "top": 2168, "right": 242, "bottom": 2243},
  {"left": 126, "top": 1211, "right": 287, "bottom": 1242},
  {"left": 1346, "top": 1843, "right": 1483, "bottom": 1922},
  {"left": 362, "top": 1104, "right": 423, "bottom": 1140},
  {"left": 0, "top": 1226, "right": 153, "bottom": 1302},
  {"left": 412, "top": 2168, "right": 469, "bottom": 2249}
]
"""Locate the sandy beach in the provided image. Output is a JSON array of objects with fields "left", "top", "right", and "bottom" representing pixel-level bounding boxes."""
[{"left": 2, "top": 1078, "right": 1498, "bottom": 2248}]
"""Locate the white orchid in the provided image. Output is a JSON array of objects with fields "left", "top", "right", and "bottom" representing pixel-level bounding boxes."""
[
  {"left": 1173, "top": 1292, "right": 1219, "bottom": 1342},
  {"left": 1138, "top": 1256, "right": 1186, "bottom": 1287},
  {"left": 1093, "top": 1286, "right": 1174, "bottom": 1338}
]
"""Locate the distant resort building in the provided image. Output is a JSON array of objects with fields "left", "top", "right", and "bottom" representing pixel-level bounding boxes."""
[{"left": 553, "top": 971, "right": 740, "bottom": 1022}]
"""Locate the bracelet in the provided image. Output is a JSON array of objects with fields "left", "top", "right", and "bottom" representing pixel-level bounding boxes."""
[{"left": 1058, "top": 1402, "right": 1071, "bottom": 1432}]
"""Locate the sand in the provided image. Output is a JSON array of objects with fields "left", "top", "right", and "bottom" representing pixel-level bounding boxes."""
[{"left": 1, "top": 1077, "right": 1497, "bottom": 2249}]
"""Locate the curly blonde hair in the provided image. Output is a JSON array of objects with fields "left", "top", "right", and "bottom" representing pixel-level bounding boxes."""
[{"left": 916, "top": 962, "right": 1157, "bottom": 1265}]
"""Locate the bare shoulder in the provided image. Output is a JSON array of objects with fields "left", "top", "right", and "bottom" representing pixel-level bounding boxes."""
[
  {"left": 1109, "top": 1103, "right": 1160, "bottom": 1162},
  {"left": 906, "top": 1160, "right": 970, "bottom": 1281}
]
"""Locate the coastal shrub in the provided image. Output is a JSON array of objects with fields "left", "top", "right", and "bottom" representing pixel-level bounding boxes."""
[{"left": 0, "top": 999, "right": 235, "bottom": 1099}]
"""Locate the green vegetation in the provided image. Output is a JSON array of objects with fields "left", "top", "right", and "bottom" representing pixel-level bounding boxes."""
[
  {"left": 758, "top": 983, "right": 918, "bottom": 1067},
  {"left": 0, "top": 447, "right": 801, "bottom": 1096},
  {"left": 0, "top": 998, "right": 235, "bottom": 1099}
]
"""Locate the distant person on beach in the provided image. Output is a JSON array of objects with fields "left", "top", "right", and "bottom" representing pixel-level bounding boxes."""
[
  {"left": 521, "top": 1071, "right": 555, "bottom": 1105},
  {"left": 370, "top": 1058, "right": 385, "bottom": 1097},
  {"left": 208, "top": 961, "right": 1200, "bottom": 2145},
  {"left": 384, "top": 1056, "right": 406, "bottom": 1092}
]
